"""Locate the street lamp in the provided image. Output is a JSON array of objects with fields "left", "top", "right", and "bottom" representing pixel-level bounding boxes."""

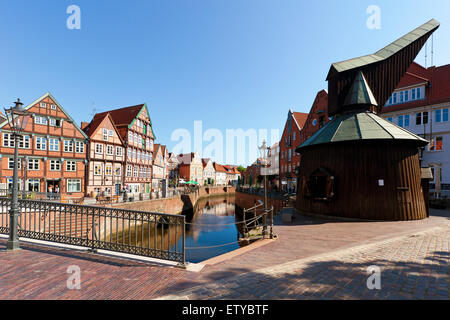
[
  {"left": 4, "top": 98, "right": 31, "bottom": 251},
  {"left": 258, "top": 140, "right": 271, "bottom": 238}
]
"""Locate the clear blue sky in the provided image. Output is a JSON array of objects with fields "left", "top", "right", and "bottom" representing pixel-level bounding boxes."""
[{"left": 1, "top": 0, "right": 450, "bottom": 165}]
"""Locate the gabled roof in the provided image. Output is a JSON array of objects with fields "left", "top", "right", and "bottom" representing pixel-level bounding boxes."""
[
  {"left": 396, "top": 71, "right": 429, "bottom": 88},
  {"left": 296, "top": 112, "right": 428, "bottom": 152},
  {"left": 95, "top": 103, "right": 156, "bottom": 139},
  {"left": 83, "top": 112, "right": 124, "bottom": 145},
  {"left": 382, "top": 62, "right": 450, "bottom": 113},
  {"left": 178, "top": 152, "right": 196, "bottom": 165},
  {"left": 0, "top": 92, "right": 88, "bottom": 139},
  {"left": 292, "top": 111, "right": 308, "bottom": 130},
  {"left": 202, "top": 158, "right": 211, "bottom": 168},
  {"left": 213, "top": 162, "right": 227, "bottom": 173}
]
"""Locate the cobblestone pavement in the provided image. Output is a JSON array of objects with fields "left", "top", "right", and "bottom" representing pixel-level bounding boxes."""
[
  {"left": 0, "top": 209, "right": 448, "bottom": 299},
  {"left": 158, "top": 226, "right": 449, "bottom": 300}
]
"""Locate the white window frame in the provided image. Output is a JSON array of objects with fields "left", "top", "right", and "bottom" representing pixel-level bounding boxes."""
[
  {"left": 116, "top": 146, "right": 123, "bottom": 156},
  {"left": 28, "top": 159, "right": 40, "bottom": 171},
  {"left": 95, "top": 143, "right": 104, "bottom": 155},
  {"left": 94, "top": 164, "right": 102, "bottom": 176},
  {"left": 49, "top": 138, "right": 60, "bottom": 151},
  {"left": 50, "top": 160, "right": 61, "bottom": 171},
  {"left": 35, "top": 137, "right": 47, "bottom": 150},
  {"left": 64, "top": 140, "right": 74, "bottom": 153},
  {"left": 65, "top": 161, "right": 77, "bottom": 172},
  {"left": 67, "top": 179, "right": 82, "bottom": 193},
  {"left": 105, "top": 165, "right": 112, "bottom": 176},
  {"left": 75, "top": 141, "right": 85, "bottom": 153},
  {"left": 106, "top": 145, "right": 114, "bottom": 156},
  {"left": 8, "top": 158, "right": 21, "bottom": 170},
  {"left": 103, "top": 129, "right": 108, "bottom": 141}
]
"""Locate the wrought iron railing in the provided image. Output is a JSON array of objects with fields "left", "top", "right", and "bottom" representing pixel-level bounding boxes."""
[
  {"left": 241, "top": 201, "right": 274, "bottom": 240},
  {"left": 0, "top": 199, "right": 186, "bottom": 265}
]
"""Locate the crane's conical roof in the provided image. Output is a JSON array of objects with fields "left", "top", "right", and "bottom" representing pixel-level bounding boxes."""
[
  {"left": 296, "top": 112, "right": 428, "bottom": 152},
  {"left": 343, "top": 71, "right": 378, "bottom": 107}
]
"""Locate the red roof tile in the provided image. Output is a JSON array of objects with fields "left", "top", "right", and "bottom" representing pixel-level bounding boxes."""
[
  {"left": 95, "top": 104, "right": 145, "bottom": 127},
  {"left": 292, "top": 112, "right": 309, "bottom": 130},
  {"left": 382, "top": 62, "right": 450, "bottom": 113}
]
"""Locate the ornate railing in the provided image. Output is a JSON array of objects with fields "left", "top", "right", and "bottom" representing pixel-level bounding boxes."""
[{"left": 0, "top": 198, "right": 186, "bottom": 265}]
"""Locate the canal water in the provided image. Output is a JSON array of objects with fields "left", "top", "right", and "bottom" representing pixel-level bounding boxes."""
[
  {"left": 183, "top": 195, "right": 247, "bottom": 263},
  {"left": 111, "top": 195, "right": 249, "bottom": 263}
]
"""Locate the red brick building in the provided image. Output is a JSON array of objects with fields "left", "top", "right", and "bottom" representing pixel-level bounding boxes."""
[
  {"left": 0, "top": 93, "right": 88, "bottom": 199},
  {"left": 279, "top": 110, "right": 308, "bottom": 192},
  {"left": 300, "top": 90, "right": 330, "bottom": 144}
]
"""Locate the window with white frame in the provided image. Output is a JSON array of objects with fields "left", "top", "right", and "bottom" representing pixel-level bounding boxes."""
[
  {"left": 116, "top": 146, "right": 123, "bottom": 156},
  {"left": 49, "top": 138, "right": 60, "bottom": 151},
  {"left": 28, "top": 159, "right": 40, "bottom": 170},
  {"left": 133, "top": 166, "right": 138, "bottom": 177},
  {"left": 35, "top": 115, "right": 48, "bottom": 125},
  {"left": 3, "top": 133, "right": 14, "bottom": 147},
  {"left": 132, "top": 149, "right": 136, "bottom": 159},
  {"left": 106, "top": 145, "right": 114, "bottom": 155},
  {"left": 67, "top": 179, "right": 81, "bottom": 193},
  {"left": 95, "top": 143, "right": 103, "bottom": 154},
  {"left": 50, "top": 104, "right": 57, "bottom": 110},
  {"left": 8, "top": 158, "right": 21, "bottom": 170},
  {"left": 27, "top": 179, "right": 40, "bottom": 192},
  {"left": 128, "top": 132, "right": 133, "bottom": 142},
  {"left": 49, "top": 118, "right": 61, "bottom": 127},
  {"left": 127, "top": 148, "right": 131, "bottom": 158},
  {"left": 115, "top": 166, "right": 121, "bottom": 176},
  {"left": 75, "top": 141, "right": 84, "bottom": 153},
  {"left": 416, "top": 112, "right": 429, "bottom": 125},
  {"left": 127, "top": 165, "right": 132, "bottom": 177},
  {"left": 66, "top": 161, "right": 76, "bottom": 171},
  {"left": 105, "top": 165, "right": 112, "bottom": 176},
  {"left": 35, "top": 137, "right": 47, "bottom": 150},
  {"left": 19, "top": 136, "right": 30, "bottom": 149},
  {"left": 64, "top": 140, "right": 74, "bottom": 152},
  {"left": 50, "top": 160, "right": 61, "bottom": 171},
  {"left": 108, "top": 130, "right": 113, "bottom": 137},
  {"left": 435, "top": 108, "right": 449, "bottom": 123},
  {"left": 103, "top": 129, "right": 108, "bottom": 141},
  {"left": 94, "top": 164, "right": 102, "bottom": 175},
  {"left": 134, "top": 133, "right": 138, "bottom": 144},
  {"left": 40, "top": 102, "right": 47, "bottom": 108}
]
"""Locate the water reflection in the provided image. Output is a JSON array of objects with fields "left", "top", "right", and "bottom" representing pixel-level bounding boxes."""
[
  {"left": 184, "top": 195, "right": 247, "bottom": 263},
  {"left": 111, "top": 195, "right": 248, "bottom": 263}
]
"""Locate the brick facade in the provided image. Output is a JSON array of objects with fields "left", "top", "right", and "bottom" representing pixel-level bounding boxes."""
[{"left": 0, "top": 93, "right": 87, "bottom": 199}]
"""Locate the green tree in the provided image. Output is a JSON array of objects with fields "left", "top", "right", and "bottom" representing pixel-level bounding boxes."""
[{"left": 237, "top": 165, "right": 247, "bottom": 173}]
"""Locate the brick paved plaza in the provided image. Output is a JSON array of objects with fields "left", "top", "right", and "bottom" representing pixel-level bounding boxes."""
[{"left": 0, "top": 209, "right": 448, "bottom": 300}]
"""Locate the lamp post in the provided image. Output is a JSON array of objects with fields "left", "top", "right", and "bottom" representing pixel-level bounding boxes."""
[
  {"left": 4, "top": 99, "right": 31, "bottom": 251},
  {"left": 259, "top": 140, "right": 271, "bottom": 238}
]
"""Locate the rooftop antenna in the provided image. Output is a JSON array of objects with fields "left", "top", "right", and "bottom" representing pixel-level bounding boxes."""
[
  {"left": 91, "top": 102, "right": 97, "bottom": 119},
  {"left": 431, "top": 34, "right": 434, "bottom": 67},
  {"left": 425, "top": 41, "right": 428, "bottom": 68}
]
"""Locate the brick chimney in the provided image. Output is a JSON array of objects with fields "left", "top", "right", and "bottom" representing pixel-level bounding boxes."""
[{"left": 81, "top": 121, "right": 89, "bottom": 130}]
